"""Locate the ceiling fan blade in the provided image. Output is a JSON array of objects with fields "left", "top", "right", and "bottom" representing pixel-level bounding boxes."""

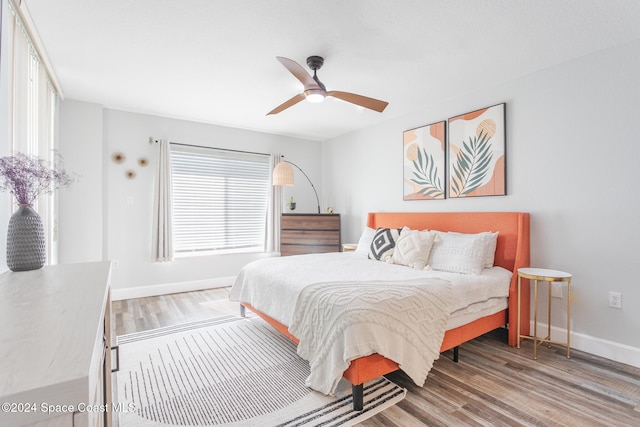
[
  {"left": 276, "top": 57, "right": 320, "bottom": 90},
  {"left": 267, "top": 93, "right": 306, "bottom": 115},
  {"left": 326, "top": 91, "right": 389, "bottom": 112}
]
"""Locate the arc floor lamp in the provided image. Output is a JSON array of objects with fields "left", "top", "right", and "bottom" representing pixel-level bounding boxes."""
[{"left": 272, "top": 159, "right": 321, "bottom": 214}]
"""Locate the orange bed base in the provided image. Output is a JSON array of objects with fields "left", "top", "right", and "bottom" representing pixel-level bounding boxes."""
[{"left": 244, "top": 212, "right": 530, "bottom": 393}]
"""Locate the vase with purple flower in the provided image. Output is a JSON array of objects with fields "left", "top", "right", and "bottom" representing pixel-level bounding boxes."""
[{"left": 0, "top": 153, "right": 76, "bottom": 271}]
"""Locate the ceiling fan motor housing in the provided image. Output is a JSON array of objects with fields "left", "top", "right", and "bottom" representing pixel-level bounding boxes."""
[{"left": 306, "top": 56, "right": 324, "bottom": 71}]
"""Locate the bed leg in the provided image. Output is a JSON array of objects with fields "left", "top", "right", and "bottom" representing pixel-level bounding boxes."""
[
  {"left": 453, "top": 346, "right": 459, "bottom": 363},
  {"left": 240, "top": 304, "right": 246, "bottom": 317},
  {"left": 352, "top": 383, "right": 364, "bottom": 411}
]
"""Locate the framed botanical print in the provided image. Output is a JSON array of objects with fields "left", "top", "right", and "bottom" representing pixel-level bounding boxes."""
[
  {"left": 448, "top": 103, "right": 506, "bottom": 198},
  {"left": 403, "top": 121, "right": 446, "bottom": 200}
]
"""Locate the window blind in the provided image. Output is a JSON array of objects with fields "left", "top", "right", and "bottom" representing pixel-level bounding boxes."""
[
  {"left": 9, "top": 0, "right": 60, "bottom": 264},
  {"left": 170, "top": 145, "right": 270, "bottom": 254}
]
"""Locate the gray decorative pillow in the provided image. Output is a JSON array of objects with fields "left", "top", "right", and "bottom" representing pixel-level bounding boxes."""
[{"left": 368, "top": 227, "right": 403, "bottom": 261}]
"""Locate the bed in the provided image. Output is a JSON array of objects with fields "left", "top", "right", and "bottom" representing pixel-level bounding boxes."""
[{"left": 230, "top": 211, "right": 530, "bottom": 410}]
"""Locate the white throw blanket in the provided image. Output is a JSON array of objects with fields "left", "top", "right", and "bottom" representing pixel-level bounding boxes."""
[{"left": 288, "top": 278, "right": 453, "bottom": 395}]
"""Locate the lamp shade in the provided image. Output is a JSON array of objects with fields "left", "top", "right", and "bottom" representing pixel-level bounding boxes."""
[{"left": 272, "top": 161, "right": 294, "bottom": 186}]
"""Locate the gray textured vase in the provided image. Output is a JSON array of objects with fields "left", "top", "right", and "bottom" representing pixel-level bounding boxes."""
[{"left": 6, "top": 204, "right": 46, "bottom": 272}]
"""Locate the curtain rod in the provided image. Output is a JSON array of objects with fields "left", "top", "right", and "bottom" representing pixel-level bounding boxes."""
[{"left": 148, "top": 137, "right": 269, "bottom": 157}]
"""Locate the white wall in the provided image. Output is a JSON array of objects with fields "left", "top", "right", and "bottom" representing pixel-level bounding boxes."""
[
  {"left": 57, "top": 105, "right": 322, "bottom": 297},
  {"left": 57, "top": 99, "right": 103, "bottom": 263},
  {"left": 323, "top": 39, "right": 640, "bottom": 363}
]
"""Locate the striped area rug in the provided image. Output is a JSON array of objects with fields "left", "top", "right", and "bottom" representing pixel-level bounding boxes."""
[{"left": 116, "top": 315, "right": 406, "bottom": 426}]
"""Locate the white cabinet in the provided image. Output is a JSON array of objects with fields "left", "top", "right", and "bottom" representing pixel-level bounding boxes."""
[{"left": 0, "top": 262, "right": 113, "bottom": 426}]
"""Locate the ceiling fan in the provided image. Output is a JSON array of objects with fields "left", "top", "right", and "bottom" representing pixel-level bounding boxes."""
[{"left": 267, "top": 56, "right": 389, "bottom": 115}]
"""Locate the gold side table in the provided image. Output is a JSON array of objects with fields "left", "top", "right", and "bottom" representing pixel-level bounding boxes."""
[{"left": 517, "top": 267, "right": 572, "bottom": 360}]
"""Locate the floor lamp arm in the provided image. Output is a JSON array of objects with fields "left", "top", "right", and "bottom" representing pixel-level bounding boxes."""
[{"left": 286, "top": 161, "right": 321, "bottom": 214}]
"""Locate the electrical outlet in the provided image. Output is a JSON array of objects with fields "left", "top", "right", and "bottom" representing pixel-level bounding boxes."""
[
  {"left": 608, "top": 292, "right": 622, "bottom": 309},
  {"left": 112, "top": 260, "right": 120, "bottom": 269},
  {"left": 551, "top": 283, "right": 563, "bottom": 299}
]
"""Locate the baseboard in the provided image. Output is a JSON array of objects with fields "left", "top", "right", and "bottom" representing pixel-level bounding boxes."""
[
  {"left": 529, "top": 321, "right": 640, "bottom": 369},
  {"left": 111, "top": 276, "right": 235, "bottom": 301}
]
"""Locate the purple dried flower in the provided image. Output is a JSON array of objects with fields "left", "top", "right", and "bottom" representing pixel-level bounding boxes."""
[{"left": 0, "top": 152, "right": 77, "bottom": 205}]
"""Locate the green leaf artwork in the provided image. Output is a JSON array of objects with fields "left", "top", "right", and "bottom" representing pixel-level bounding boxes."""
[
  {"left": 409, "top": 146, "right": 444, "bottom": 199},
  {"left": 450, "top": 129, "right": 493, "bottom": 197}
]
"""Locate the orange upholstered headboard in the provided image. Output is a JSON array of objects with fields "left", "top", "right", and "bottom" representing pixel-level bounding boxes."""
[
  {"left": 367, "top": 212, "right": 529, "bottom": 272},
  {"left": 367, "top": 211, "right": 531, "bottom": 346}
]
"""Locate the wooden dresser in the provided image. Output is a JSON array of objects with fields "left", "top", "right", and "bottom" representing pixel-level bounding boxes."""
[
  {"left": 281, "top": 214, "right": 341, "bottom": 256},
  {"left": 0, "top": 262, "right": 113, "bottom": 427}
]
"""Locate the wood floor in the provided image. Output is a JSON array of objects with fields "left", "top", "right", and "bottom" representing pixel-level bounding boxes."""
[{"left": 113, "top": 289, "right": 640, "bottom": 427}]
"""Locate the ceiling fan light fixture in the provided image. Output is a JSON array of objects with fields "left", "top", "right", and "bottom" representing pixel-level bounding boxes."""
[{"left": 304, "top": 89, "right": 325, "bottom": 103}]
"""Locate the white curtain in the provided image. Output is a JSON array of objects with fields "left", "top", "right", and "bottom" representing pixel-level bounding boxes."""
[
  {"left": 152, "top": 139, "right": 174, "bottom": 262},
  {"left": 265, "top": 154, "right": 283, "bottom": 253}
]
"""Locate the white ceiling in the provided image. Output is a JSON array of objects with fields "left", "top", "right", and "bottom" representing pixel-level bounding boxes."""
[{"left": 23, "top": 0, "right": 640, "bottom": 141}]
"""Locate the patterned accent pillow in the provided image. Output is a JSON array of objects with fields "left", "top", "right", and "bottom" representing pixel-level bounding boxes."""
[
  {"left": 428, "top": 232, "right": 486, "bottom": 275},
  {"left": 389, "top": 229, "right": 438, "bottom": 270},
  {"left": 368, "top": 227, "right": 403, "bottom": 261}
]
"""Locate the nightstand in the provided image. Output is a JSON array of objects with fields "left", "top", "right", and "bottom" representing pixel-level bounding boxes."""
[{"left": 517, "top": 267, "right": 572, "bottom": 360}]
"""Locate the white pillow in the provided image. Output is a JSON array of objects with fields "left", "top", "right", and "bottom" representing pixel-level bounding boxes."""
[
  {"left": 482, "top": 232, "right": 499, "bottom": 268},
  {"left": 448, "top": 231, "right": 499, "bottom": 268},
  {"left": 389, "top": 229, "right": 438, "bottom": 270},
  {"left": 354, "top": 227, "right": 376, "bottom": 256},
  {"left": 428, "top": 232, "right": 486, "bottom": 275}
]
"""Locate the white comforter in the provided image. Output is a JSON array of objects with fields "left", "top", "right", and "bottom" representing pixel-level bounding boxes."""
[{"left": 229, "top": 252, "right": 511, "bottom": 394}]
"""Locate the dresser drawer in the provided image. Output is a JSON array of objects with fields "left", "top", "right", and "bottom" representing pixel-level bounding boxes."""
[
  {"left": 281, "top": 214, "right": 339, "bottom": 231},
  {"left": 281, "top": 229, "right": 340, "bottom": 245}
]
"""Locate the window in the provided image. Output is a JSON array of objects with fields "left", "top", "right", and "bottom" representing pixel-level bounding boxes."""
[
  {"left": 7, "top": 0, "right": 61, "bottom": 264},
  {"left": 170, "top": 144, "right": 270, "bottom": 255}
]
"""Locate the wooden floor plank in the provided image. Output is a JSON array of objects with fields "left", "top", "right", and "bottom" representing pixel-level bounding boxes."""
[
  {"left": 113, "top": 288, "right": 640, "bottom": 426},
  {"left": 448, "top": 350, "right": 633, "bottom": 425}
]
